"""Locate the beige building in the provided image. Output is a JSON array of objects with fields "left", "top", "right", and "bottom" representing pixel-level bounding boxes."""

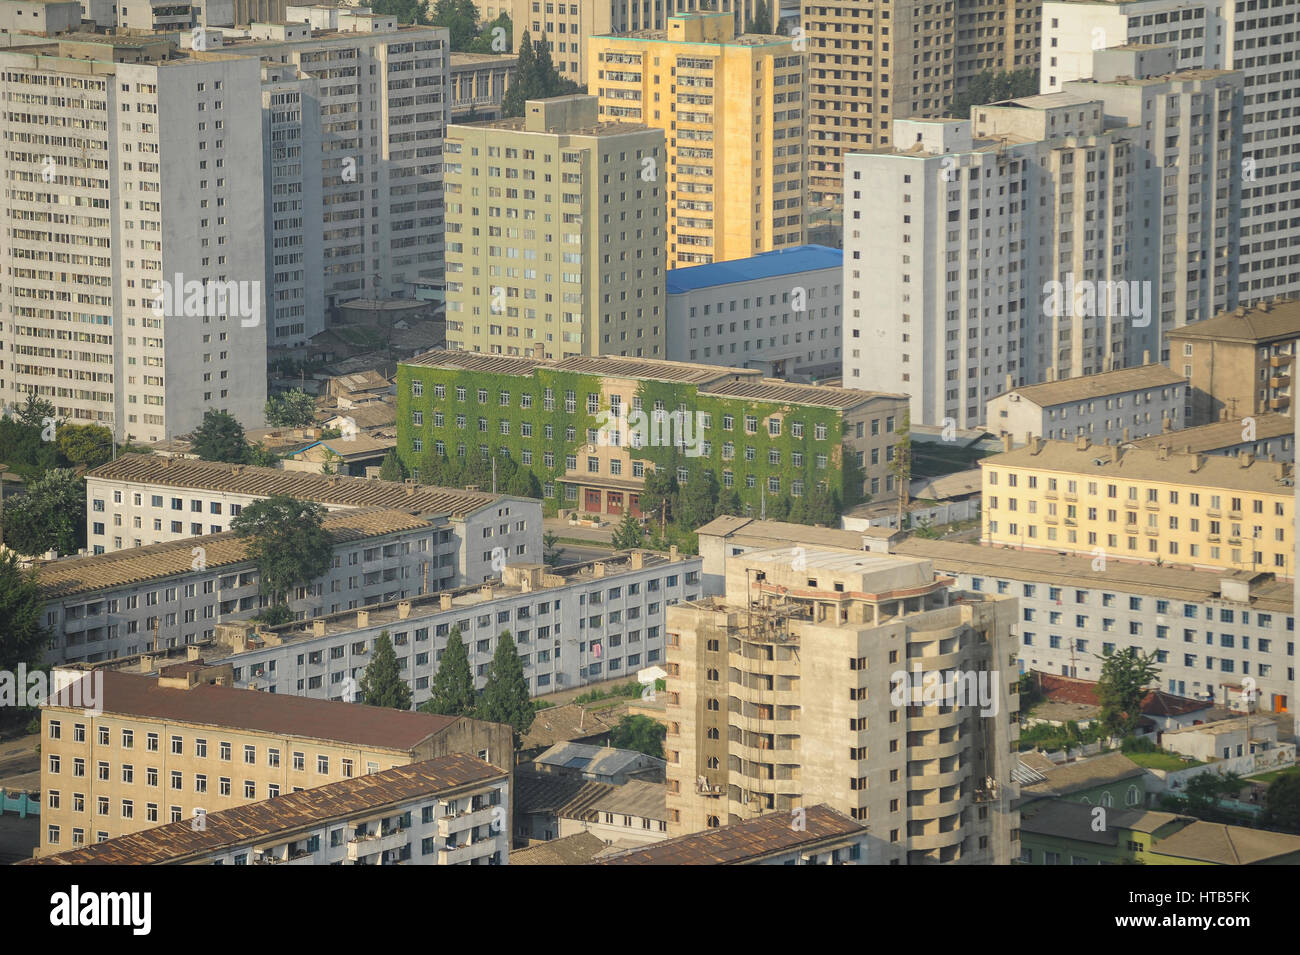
[
  {"left": 663, "top": 545, "right": 1020, "bottom": 864},
  {"left": 587, "top": 13, "right": 806, "bottom": 268},
  {"left": 511, "top": 0, "right": 664, "bottom": 80},
  {"left": 449, "top": 51, "right": 517, "bottom": 121},
  {"left": 981, "top": 437, "right": 1296, "bottom": 577},
  {"left": 37, "top": 666, "right": 512, "bottom": 854},
  {"left": 805, "top": 0, "right": 1042, "bottom": 207},
  {"left": 1167, "top": 300, "right": 1300, "bottom": 426},
  {"left": 443, "top": 95, "right": 666, "bottom": 358}
]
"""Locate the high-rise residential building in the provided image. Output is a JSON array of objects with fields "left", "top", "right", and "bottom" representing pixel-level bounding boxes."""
[
  {"left": 981, "top": 436, "right": 1295, "bottom": 577},
  {"left": 396, "top": 350, "right": 908, "bottom": 518},
  {"left": 804, "top": 0, "right": 1042, "bottom": 208},
  {"left": 199, "top": 12, "right": 450, "bottom": 342},
  {"left": 442, "top": 95, "right": 666, "bottom": 357},
  {"left": 511, "top": 0, "right": 664, "bottom": 81},
  {"left": 587, "top": 13, "right": 807, "bottom": 268},
  {"left": 1040, "top": 0, "right": 1300, "bottom": 305},
  {"left": 0, "top": 34, "right": 268, "bottom": 444},
  {"left": 36, "top": 666, "right": 513, "bottom": 852},
  {"left": 1167, "top": 298, "right": 1300, "bottom": 425},
  {"left": 663, "top": 545, "right": 1020, "bottom": 863},
  {"left": 843, "top": 53, "right": 1243, "bottom": 428}
]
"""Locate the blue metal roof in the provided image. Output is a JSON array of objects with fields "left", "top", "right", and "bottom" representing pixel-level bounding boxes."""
[{"left": 665, "top": 245, "right": 842, "bottom": 294}]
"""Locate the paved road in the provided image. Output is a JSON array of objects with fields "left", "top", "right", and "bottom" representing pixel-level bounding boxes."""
[{"left": 544, "top": 518, "right": 615, "bottom": 545}]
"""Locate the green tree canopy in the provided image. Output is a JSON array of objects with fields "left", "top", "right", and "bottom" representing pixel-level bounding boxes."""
[
  {"left": 478, "top": 630, "right": 534, "bottom": 743},
  {"left": 944, "top": 68, "right": 1039, "bottom": 118},
  {"left": 1095, "top": 647, "right": 1160, "bottom": 736},
  {"left": 1263, "top": 774, "right": 1300, "bottom": 834},
  {"left": 229, "top": 495, "right": 332, "bottom": 616},
  {"left": 368, "top": 0, "right": 430, "bottom": 23},
  {"left": 359, "top": 631, "right": 414, "bottom": 710},
  {"left": 191, "top": 408, "right": 250, "bottom": 463},
  {"left": 16, "top": 393, "right": 56, "bottom": 431},
  {"left": 430, "top": 0, "right": 479, "bottom": 48},
  {"left": 1, "top": 468, "right": 86, "bottom": 556},
  {"left": 466, "top": 11, "right": 512, "bottom": 52},
  {"left": 264, "top": 390, "right": 317, "bottom": 429},
  {"left": 379, "top": 448, "right": 406, "bottom": 482},
  {"left": 501, "top": 31, "right": 584, "bottom": 117},
  {"left": 56, "top": 423, "right": 114, "bottom": 470},
  {"left": 744, "top": 0, "right": 773, "bottom": 34},
  {"left": 609, "top": 715, "right": 667, "bottom": 758},
  {"left": 0, "top": 550, "right": 48, "bottom": 674},
  {"left": 542, "top": 530, "right": 564, "bottom": 566},
  {"left": 611, "top": 510, "right": 645, "bottom": 549},
  {"left": 421, "top": 626, "right": 478, "bottom": 716},
  {"left": 677, "top": 468, "right": 719, "bottom": 530}
]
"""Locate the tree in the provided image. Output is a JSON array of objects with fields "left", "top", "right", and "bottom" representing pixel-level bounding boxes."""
[
  {"left": 379, "top": 449, "right": 406, "bottom": 482},
  {"left": 744, "top": 0, "right": 773, "bottom": 34},
  {"left": 1, "top": 468, "right": 85, "bottom": 556},
  {"left": 369, "top": 0, "right": 430, "bottom": 23},
  {"left": 467, "top": 11, "right": 512, "bottom": 52},
  {"left": 191, "top": 408, "right": 250, "bottom": 463},
  {"left": 359, "top": 631, "right": 414, "bottom": 710},
  {"left": 16, "top": 393, "right": 56, "bottom": 431},
  {"left": 1095, "top": 647, "right": 1160, "bottom": 736},
  {"left": 421, "top": 626, "right": 478, "bottom": 716},
  {"left": 1263, "top": 774, "right": 1300, "bottom": 834},
  {"left": 477, "top": 630, "right": 534, "bottom": 742},
  {"left": 677, "top": 468, "right": 719, "bottom": 530},
  {"left": 246, "top": 443, "right": 280, "bottom": 468},
  {"left": 716, "top": 488, "right": 742, "bottom": 517},
  {"left": 639, "top": 468, "right": 678, "bottom": 535},
  {"left": 611, "top": 510, "right": 645, "bottom": 550},
  {"left": 0, "top": 550, "right": 48, "bottom": 675},
  {"left": 55, "top": 423, "right": 114, "bottom": 470},
  {"left": 264, "top": 390, "right": 317, "bottom": 429},
  {"left": 430, "top": 0, "right": 480, "bottom": 49},
  {"left": 542, "top": 531, "right": 564, "bottom": 567},
  {"left": 230, "top": 495, "right": 332, "bottom": 618},
  {"left": 318, "top": 448, "right": 343, "bottom": 476},
  {"left": 505, "top": 466, "right": 541, "bottom": 498},
  {"left": 609, "top": 715, "right": 667, "bottom": 759},
  {"left": 766, "top": 493, "right": 792, "bottom": 522},
  {"left": 254, "top": 602, "right": 293, "bottom": 627},
  {"left": 944, "top": 68, "right": 1039, "bottom": 119},
  {"left": 891, "top": 410, "right": 912, "bottom": 527},
  {"left": 500, "top": 31, "right": 583, "bottom": 117},
  {"left": 801, "top": 484, "right": 840, "bottom": 526}
]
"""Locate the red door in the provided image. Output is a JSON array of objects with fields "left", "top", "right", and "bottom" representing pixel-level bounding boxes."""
[
  {"left": 629, "top": 493, "right": 642, "bottom": 517},
  {"left": 584, "top": 488, "right": 602, "bottom": 512},
  {"left": 608, "top": 492, "right": 624, "bottom": 515}
]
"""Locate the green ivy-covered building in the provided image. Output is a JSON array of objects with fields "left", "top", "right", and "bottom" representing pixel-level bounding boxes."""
[{"left": 396, "top": 350, "right": 909, "bottom": 518}]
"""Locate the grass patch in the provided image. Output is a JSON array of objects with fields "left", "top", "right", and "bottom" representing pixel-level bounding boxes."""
[
  {"left": 1245, "top": 765, "right": 1300, "bottom": 785},
  {"left": 1126, "top": 751, "right": 1204, "bottom": 771}
]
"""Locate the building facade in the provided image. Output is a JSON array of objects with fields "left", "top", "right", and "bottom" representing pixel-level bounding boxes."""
[
  {"left": 665, "top": 245, "right": 842, "bottom": 380},
  {"left": 1040, "top": 0, "right": 1300, "bottom": 305},
  {"left": 981, "top": 438, "right": 1296, "bottom": 578},
  {"left": 587, "top": 13, "right": 807, "bottom": 268},
  {"left": 443, "top": 95, "right": 666, "bottom": 358},
  {"left": 663, "top": 546, "right": 1020, "bottom": 864},
  {"left": 206, "top": 551, "right": 702, "bottom": 700},
  {"left": 31, "top": 755, "right": 509, "bottom": 866},
  {"left": 37, "top": 667, "right": 512, "bottom": 853},
  {"left": 448, "top": 52, "right": 516, "bottom": 121},
  {"left": 511, "top": 0, "right": 665, "bottom": 80},
  {"left": 0, "top": 34, "right": 268, "bottom": 444},
  {"left": 82, "top": 455, "right": 542, "bottom": 587},
  {"left": 396, "top": 350, "right": 908, "bottom": 518}
]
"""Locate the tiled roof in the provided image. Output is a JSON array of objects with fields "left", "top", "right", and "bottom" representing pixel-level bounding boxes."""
[
  {"left": 26, "top": 756, "right": 503, "bottom": 865},
  {"left": 38, "top": 508, "right": 428, "bottom": 601},
  {"left": 1166, "top": 300, "right": 1300, "bottom": 344},
  {"left": 1019, "top": 752, "right": 1147, "bottom": 800},
  {"left": 514, "top": 770, "right": 606, "bottom": 814},
  {"left": 702, "top": 378, "right": 906, "bottom": 408},
  {"left": 560, "top": 779, "right": 665, "bottom": 822},
  {"left": 510, "top": 831, "right": 608, "bottom": 866},
  {"left": 534, "top": 742, "right": 662, "bottom": 778},
  {"left": 553, "top": 355, "right": 753, "bottom": 385},
  {"left": 401, "top": 350, "right": 553, "bottom": 375},
  {"left": 1021, "top": 799, "right": 1184, "bottom": 846},
  {"left": 1000, "top": 364, "right": 1185, "bottom": 407},
  {"left": 1147, "top": 819, "right": 1300, "bottom": 864},
  {"left": 981, "top": 440, "right": 1294, "bottom": 494},
  {"left": 49, "top": 670, "right": 459, "bottom": 751},
  {"left": 592, "top": 805, "right": 864, "bottom": 864},
  {"left": 86, "top": 454, "right": 507, "bottom": 516},
  {"left": 1126, "top": 413, "right": 1295, "bottom": 454},
  {"left": 518, "top": 703, "right": 622, "bottom": 751},
  {"left": 665, "top": 245, "right": 841, "bottom": 293},
  {"left": 1035, "top": 673, "right": 1210, "bottom": 717}
]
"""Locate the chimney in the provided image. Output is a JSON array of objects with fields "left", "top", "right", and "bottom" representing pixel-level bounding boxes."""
[
  {"left": 630, "top": 551, "right": 643, "bottom": 570},
  {"left": 1189, "top": 453, "right": 1206, "bottom": 473},
  {"left": 313, "top": 619, "right": 327, "bottom": 636},
  {"left": 1239, "top": 450, "right": 1254, "bottom": 468},
  {"left": 1031, "top": 436, "right": 1045, "bottom": 454},
  {"left": 1142, "top": 350, "right": 1150, "bottom": 365},
  {"left": 533, "top": 343, "right": 545, "bottom": 359},
  {"left": 1122, "top": 427, "right": 1130, "bottom": 443},
  {"left": 1024, "top": 432, "right": 1034, "bottom": 448},
  {"left": 406, "top": 483, "right": 416, "bottom": 497},
  {"left": 357, "top": 609, "right": 370, "bottom": 628},
  {"left": 161, "top": 456, "right": 172, "bottom": 469},
  {"left": 1236, "top": 306, "right": 1248, "bottom": 317},
  {"left": 669, "top": 544, "right": 680, "bottom": 561},
  {"left": 1075, "top": 435, "right": 1090, "bottom": 451},
  {"left": 397, "top": 600, "right": 412, "bottom": 619},
  {"left": 1156, "top": 444, "right": 1168, "bottom": 461},
  {"left": 1002, "top": 432, "right": 1014, "bottom": 452},
  {"left": 592, "top": 562, "right": 606, "bottom": 578},
  {"left": 1162, "top": 415, "right": 1172, "bottom": 433},
  {"left": 186, "top": 645, "right": 203, "bottom": 661},
  {"left": 439, "top": 593, "right": 452, "bottom": 610},
  {"left": 1220, "top": 408, "right": 1230, "bottom": 422},
  {"left": 1005, "top": 373, "right": 1014, "bottom": 392},
  {"left": 480, "top": 583, "right": 494, "bottom": 599},
  {"left": 231, "top": 465, "right": 242, "bottom": 476}
]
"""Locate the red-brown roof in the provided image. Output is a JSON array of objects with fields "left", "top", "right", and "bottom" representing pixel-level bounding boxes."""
[
  {"left": 51, "top": 670, "right": 457, "bottom": 751},
  {"left": 1036, "top": 672, "right": 1210, "bottom": 717}
]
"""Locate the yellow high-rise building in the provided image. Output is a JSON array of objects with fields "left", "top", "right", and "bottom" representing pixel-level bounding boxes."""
[{"left": 588, "top": 13, "right": 806, "bottom": 268}]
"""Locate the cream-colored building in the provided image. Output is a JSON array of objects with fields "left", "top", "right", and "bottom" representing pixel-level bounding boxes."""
[
  {"left": 37, "top": 666, "right": 512, "bottom": 854},
  {"left": 587, "top": 13, "right": 806, "bottom": 268},
  {"left": 981, "top": 437, "right": 1296, "bottom": 577},
  {"left": 663, "top": 546, "right": 1020, "bottom": 864},
  {"left": 443, "top": 95, "right": 666, "bottom": 358}
]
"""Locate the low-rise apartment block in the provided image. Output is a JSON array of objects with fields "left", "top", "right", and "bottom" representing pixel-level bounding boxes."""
[
  {"left": 665, "top": 245, "right": 842, "bottom": 380},
  {"left": 980, "top": 437, "right": 1295, "bottom": 577},
  {"left": 37, "top": 667, "right": 512, "bottom": 854},
  {"left": 985, "top": 364, "right": 1187, "bottom": 444},
  {"left": 1125, "top": 412, "right": 1294, "bottom": 464},
  {"left": 893, "top": 538, "right": 1295, "bottom": 715},
  {"left": 397, "top": 350, "right": 909, "bottom": 518},
  {"left": 593, "top": 804, "right": 868, "bottom": 865},
  {"left": 207, "top": 551, "right": 702, "bottom": 700},
  {"left": 442, "top": 95, "right": 666, "bottom": 358},
  {"left": 664, "top": 545, "right": 1020, "bottom": 864},
  {"left": 30, "top": 755, "right": 509, "bottom": 866},
  {"left": 83, "top": 455, "right": 542, "bottom": 588},
  {"left": 40, "top": 508, "right": 454, "bottom": 665},
  {"left": 1167, "top": 300, "right": 1300, "bottom": 425}
]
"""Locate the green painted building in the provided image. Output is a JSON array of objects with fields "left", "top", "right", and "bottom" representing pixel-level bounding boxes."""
[{"left": 396, "top": 350, "right": 909, "bottom": 518}]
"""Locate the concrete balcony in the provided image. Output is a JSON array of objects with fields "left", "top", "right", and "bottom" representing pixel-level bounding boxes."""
[
  {"left": 907, "top": 736, "right": 966, "bottom": 761},
  {"left": 346, "top": 828, "right": 408, "bottom": 861},
  {"left": 437, "top": 804, "right": 497, "bottom": 837},
  {"left": 906, "top": 709, "right": 966, "bottom": 732},
  {"left": 907, "top": 764, "right": 971, "bottom": 791},
  {"left": 907, "top": 826, "right": 967, "bottom": 852},
  {"left": 1271, "top": 354, "right": 1292, "bottom": 368},
  {"left": 438, "top": 842, "right": 490, "bottom": 865},
  {"left": 907, "top": 799, "right": 968, "bottom": 823}
]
